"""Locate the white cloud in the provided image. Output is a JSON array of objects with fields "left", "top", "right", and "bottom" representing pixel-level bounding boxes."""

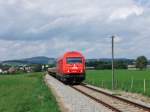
[
  {"left": 0, "top": 0, "right": 150, "bottom": 60},
  {"left": 109, "top": 5, "right": 143, "bottom": 21},
  {"left": 0, "top": 40, "right": 48, "bottom": 60}
]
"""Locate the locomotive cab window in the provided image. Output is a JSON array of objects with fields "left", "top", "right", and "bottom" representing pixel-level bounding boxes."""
[{"left": 66, "top": 57, "right": 82, "bottom": 64}]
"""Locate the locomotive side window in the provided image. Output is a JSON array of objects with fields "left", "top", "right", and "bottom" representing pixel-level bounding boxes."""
[{"left": 66, "top": 57, "right": 82, "bottom": 64}]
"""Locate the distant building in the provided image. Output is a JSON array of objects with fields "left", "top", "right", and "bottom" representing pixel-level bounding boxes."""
[
  {"left": 18, "top": 65, "right": 32, "bottom": 73},
  {"left": 86, "top": 66, "right": 95, "bottom": 70},
  {"left": 128, "top": 65, "right": 136, "bottom": 70},
  {"left": 0, "top": 69, "right": 2, "bottom": 73},
  {"left": 2, "top": 70, "right": 8, "bottom": 74},
  {"left": 147, "top": 65, "right": 150, "bottom": 69},
  {"left": 8, "top": 67, "right": 16, "bottom": 74},
  {"left": 25, "top": 66, "right": 32, "bottom": 73}
]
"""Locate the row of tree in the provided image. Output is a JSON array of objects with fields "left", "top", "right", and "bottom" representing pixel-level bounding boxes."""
[
  {"left": 86, "top": 56, "right": 148, "bottom": 70},
  {"left": 86, "top": 60, "right": 128, "bottom": 70}
]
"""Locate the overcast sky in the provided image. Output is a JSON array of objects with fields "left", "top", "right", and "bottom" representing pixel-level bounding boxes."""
[{"left": 0, "top": 0, "right": 150, "bottom": 60}]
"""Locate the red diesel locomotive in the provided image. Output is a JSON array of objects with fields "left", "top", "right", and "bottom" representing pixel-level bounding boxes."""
[{"left": 48, "top": 51, "right": 86, "bottom": 83}]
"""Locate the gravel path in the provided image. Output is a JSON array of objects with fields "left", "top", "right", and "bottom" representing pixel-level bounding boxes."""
[{"left": 45, "top": 74, "right": 112, "bottom": 112}]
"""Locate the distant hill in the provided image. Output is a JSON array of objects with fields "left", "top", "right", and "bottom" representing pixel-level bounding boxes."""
[
  {"left": 1, "top": 56, "right": 56, "bottom": 65},
  {"left": 22, "top": 56, "right": 56, "bottom": 64},
  {"left": 1, "top": 57, "right": 149, "bottom": 66}
]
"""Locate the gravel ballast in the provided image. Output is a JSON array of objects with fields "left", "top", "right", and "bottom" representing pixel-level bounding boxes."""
[
  {"left": 45, "top": 74, "right": 112, "bottom": 112},
  {"left": 85, "top": 84, "right": 150, "bottom": 108}
]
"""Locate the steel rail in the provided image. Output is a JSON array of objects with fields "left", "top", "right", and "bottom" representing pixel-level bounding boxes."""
[
  {"left": 71, "top": 86, "right": 121, "bottom": 112},
  {"left": 81, "top": 84, "right": 150, "bottom": 112}
]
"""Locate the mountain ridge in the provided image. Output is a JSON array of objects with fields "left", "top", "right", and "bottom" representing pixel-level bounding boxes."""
[
  {"left": 1, "top": 56, "right": 56, "bottom": 65},
  {"left": 1, "top": 56, "right": 149, "bottom": 65}
]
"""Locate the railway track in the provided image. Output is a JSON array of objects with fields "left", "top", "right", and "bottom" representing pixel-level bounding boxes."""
[{"left": 71, "top": 84, "right": 150, "bottom": 112}]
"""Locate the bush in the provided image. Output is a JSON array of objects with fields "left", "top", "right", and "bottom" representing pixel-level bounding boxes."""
[{"left": 32, "top": 64, "right": 42, "bottom": 72}]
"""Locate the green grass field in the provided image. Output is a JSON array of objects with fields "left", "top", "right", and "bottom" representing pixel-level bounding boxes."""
[
  {"left": 85, "top": 70, "right": 150, "bottom": 96},
  {"left": 0, "top": 73, "right": 60, "bottom": 112}
]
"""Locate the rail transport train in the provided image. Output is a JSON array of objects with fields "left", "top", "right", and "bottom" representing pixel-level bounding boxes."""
[{"left": 48, "top": 51, "right": 86, "bottom": 83}]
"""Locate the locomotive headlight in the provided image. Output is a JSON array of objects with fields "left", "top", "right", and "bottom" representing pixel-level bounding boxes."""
[
  {"left": 67, "top": 70, "right": 70, "bottom": 73},
  {"left": 80, "top": 70, "right": 82, "bottom": 72}
]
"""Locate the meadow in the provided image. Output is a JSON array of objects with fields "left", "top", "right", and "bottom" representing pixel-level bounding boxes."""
[
  {"left": 0, "top": 73, "right": 60, "bottom": 112},
  {"left": 85, "top": 70, "right": 150, "bottom": 96}
]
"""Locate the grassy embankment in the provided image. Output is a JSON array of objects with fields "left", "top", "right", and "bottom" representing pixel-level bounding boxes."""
[
  {"left": 85, "top": 70, "right": 150, "bottom": 96},
  {"left": 0, "top": 72, "right": 60, "bottom": 112}
]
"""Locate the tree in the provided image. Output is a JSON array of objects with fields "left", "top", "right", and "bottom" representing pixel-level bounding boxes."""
[
  {"left": 114, "top": 60, "right": 127, "bottom": 69},
  {"left": 32, "top": 64, "right": 42, "bottom": 72},
  {"left": 136, "top": 56, "right": 148, "bottom": 70}
]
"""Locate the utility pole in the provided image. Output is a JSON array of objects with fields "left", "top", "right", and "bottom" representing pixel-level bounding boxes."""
[{"left": 112, "top": 35, "right": 115, "bottom": 90}]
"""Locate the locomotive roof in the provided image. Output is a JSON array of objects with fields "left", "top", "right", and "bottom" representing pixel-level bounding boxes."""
[{"left": 57, "top": 51, "right": 84, "bottom": 61}]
